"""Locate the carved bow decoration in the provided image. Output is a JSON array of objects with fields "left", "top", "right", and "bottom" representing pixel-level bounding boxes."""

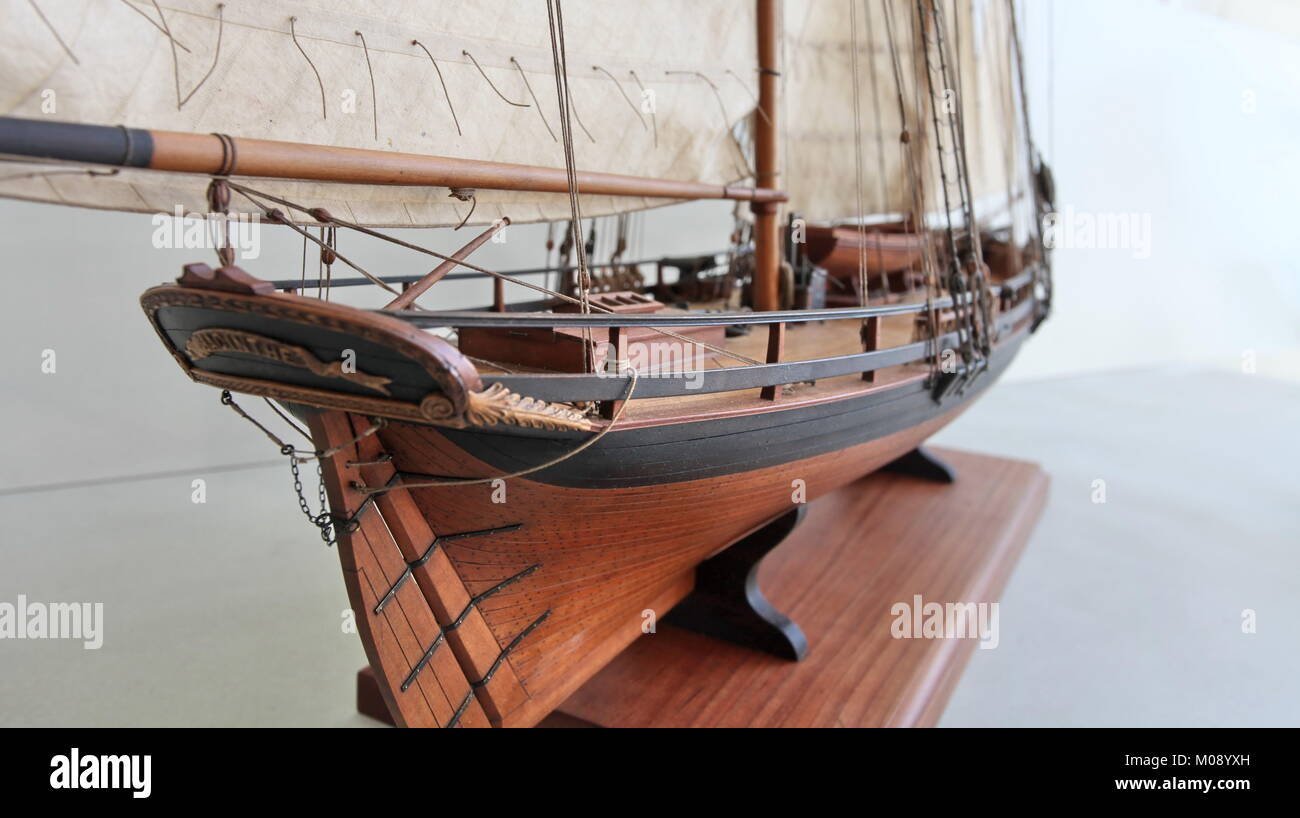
[{"left": 185, "top": 328, "right": 394, "bottom": 396}]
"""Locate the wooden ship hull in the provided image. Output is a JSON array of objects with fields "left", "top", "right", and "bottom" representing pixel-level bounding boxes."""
[{"left": 140, "top": 263, "right": 1036, "bottom": 727}]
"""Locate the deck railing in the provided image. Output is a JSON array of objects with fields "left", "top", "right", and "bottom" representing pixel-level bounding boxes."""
[
  {"left": 277, "top": 261, "right": 1039, "bottom": 406},
  {"left": 455, "top": 296, "right": 1036, "bottom": 403}
]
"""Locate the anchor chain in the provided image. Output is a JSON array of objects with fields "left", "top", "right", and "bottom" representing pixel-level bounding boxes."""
[
  {"left": 219, "top": 389, "right": 383, "bottom": 547},
  {"left": 289, "top": 453, "right": 334, "bottom": 545}
]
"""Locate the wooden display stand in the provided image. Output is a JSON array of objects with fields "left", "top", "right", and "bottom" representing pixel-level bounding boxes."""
[{"left": 358, "top": 447, "right": 1048, "bottom": 728}]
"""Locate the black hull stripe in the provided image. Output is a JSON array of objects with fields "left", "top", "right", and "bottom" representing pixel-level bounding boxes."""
[{"left": 433, "top": 335, "right": 1024, "bottom": 489}]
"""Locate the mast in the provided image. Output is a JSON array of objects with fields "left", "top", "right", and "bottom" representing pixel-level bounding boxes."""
[{"left": 752, "top": 0, "right": 783, "bottom": 311}]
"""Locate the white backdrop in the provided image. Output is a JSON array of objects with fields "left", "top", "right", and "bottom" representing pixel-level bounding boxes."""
[
  {"left": 1, "top": 0, "right": 1297, "bottom": 493},
  {"left": 1010, "top": 0, "right": 1300, "bottom": 382}
]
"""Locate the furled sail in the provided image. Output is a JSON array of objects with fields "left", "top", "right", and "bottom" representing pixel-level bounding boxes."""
[
  {"left": 782, "top": 0, "right": 1023, "bottom": 225},
  {"left": 0, "top": 0, "right": 760, "bottom": 226}
]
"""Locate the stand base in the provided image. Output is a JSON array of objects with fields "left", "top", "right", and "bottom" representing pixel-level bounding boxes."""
[
  {"left": 550, "top": 447, "right": 1047, "bottom": 728},
  {"left": 665, "top": 505, "right": 809, "bottom": 661},
  {"left": 883, "top": 445, "right": 958, "bottom": 483},
  {"left": 356, "top": 667, "right": 395, "bottom": 726}
]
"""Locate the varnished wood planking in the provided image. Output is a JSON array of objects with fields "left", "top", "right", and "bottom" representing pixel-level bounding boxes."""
[
  {"left": 552, "top": 449, "right": 1048, "bottom": 728},
  {"left": 309, "top": 411, "right": 489, "bottom": 728},
  {"left": 346, "top": 415, "right": 531, "bottom": 724},
  {"left": 376, "top": 404, "right": 973, "bottom": 723}
]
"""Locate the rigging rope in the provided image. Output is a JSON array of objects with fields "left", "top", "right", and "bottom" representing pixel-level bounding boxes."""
[
  {"left": 229, "top": 184, "right": 397, "bottom": 295},
  {"left": 412, "top": 40, "right": 462, "bottom": 136},
  {"left": 849, "top": 0, "right": 869, "bottom": 307},
  {"left": 864, "top": 0, "right": 890, "bottom": 279},
  {"left": 220, "top": 390, "right": 384, "bottom": 463},
  {"left": 288, "top": 17, "right": 326, "bottom": 120},
  {"left": 354, "top": 30, "right": 379, "bottom": 140},
  {"left": 545, "top": 0, "right": 597, "bottom": 373},
  {"left": 882, "top": 0, "right": 941, "bottom": 387},
  {"left": 1008, "top": 0, "right": 1053, "bottom": 317},
  {"left": 930, "top": 0, "right": 993, "bottom": 368},
  {"left": 463, "top": 49, "right": 530, "bottom": 107},
  {"left": 915, "top": 0, "right": 988, "bottom": 394},
  {"left": 593, "top": 65, "right": 648, "bottom": 131},
  {"left": 628, "top": 70, "right": 658, "bottom": 147},
  {"left": 511, "top": 57, "right": 558, "bottom": 141},
  {"left": 177, "top": 3, "right": 223, "bottom": 110}
]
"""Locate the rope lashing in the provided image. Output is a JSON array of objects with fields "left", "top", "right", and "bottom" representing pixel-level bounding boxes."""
[
  {"left": 511, "top": 57, "right": 557, "bottom": 142},
  {"left": 448, "top": 187, "right": 477, "bottom": 230},
  {"left": 462, "top": 49, "right": 530, "bottom": 107},
  {"left": 289, "top": 16, "right": 327, "bottom": 120},
  {"left": 411, "top": 40, "right": 461, "bottom": 136}
]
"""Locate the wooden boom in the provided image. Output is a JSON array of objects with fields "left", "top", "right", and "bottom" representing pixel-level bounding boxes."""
[{"left": 0, "top": 116, "right": 785, "bottom": 204}]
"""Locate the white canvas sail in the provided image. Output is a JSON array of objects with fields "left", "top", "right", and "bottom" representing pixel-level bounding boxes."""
[
  {"left": 0, "top": 0, "right": 1027, "bottom": 230},
  {"left": 781, "top": 0, "right": 1023, "bottom": 225},
  {"left": 0, "top": 0, "right": 760, "bottom": 226}
]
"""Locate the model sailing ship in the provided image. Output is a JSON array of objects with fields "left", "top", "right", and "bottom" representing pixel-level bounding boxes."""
[{"left": 0, "top": 0, "right": 1052, "bottom": 727}]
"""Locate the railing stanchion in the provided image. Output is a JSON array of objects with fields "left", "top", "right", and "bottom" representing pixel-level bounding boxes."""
[
  {"left": 600, "top": 325, "right": 628, "bottom": 419},
  {"left": 760, "top": 322, "right": 786, "bottom": 400},
  {"left": 862, "top": 316, "right": 881, "bottom": 383}
]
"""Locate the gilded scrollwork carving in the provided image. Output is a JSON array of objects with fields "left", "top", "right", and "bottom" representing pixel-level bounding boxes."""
[{"left": 462, "top": 383, "right": 595, "bottom": 432}]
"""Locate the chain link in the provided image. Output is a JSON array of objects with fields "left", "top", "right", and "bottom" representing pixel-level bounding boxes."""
[
  {"left": 289, "top": 454, "right": 336, "bottom": 546},
  {"left": 222, "top": 390, "right": 337, "bottom": 546}
]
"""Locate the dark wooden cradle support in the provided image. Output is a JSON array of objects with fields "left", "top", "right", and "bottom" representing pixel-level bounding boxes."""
[
  {"left": 883, "top": 445, "right": 958, "bottom": 484},
  {"left": 357, "top": 666, "right": 395, "bottom": 726},
  {"left": 664, "top": 505, "right": 810, "bottom": 661},
  {"left": 550, "top": 448, "right": 1047, "bottom": 728}
]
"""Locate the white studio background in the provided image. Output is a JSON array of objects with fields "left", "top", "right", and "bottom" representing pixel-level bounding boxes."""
[
  {"left": 1011, "top": 0, "right": 1300, "bottom": 383},
  {"left": 1, "top": 0, "right": 1297, "bottom": 493}
]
